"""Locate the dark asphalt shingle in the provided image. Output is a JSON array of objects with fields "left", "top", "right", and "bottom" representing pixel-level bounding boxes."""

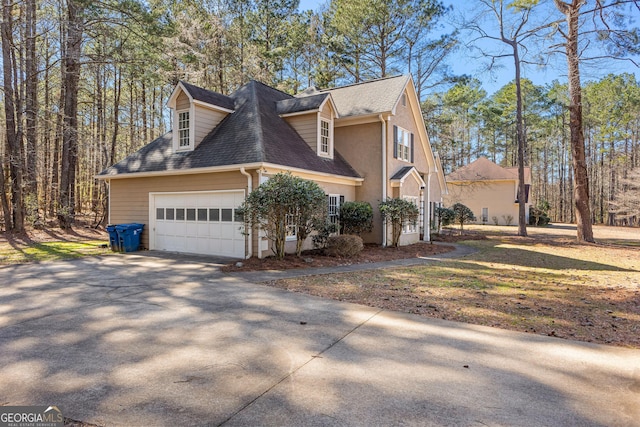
[
  {"left": 179, "top": 81, "right": 235, "bottom": 111},
  {"left": 99, "top": 80, "right": 360, "bottom": 179}
]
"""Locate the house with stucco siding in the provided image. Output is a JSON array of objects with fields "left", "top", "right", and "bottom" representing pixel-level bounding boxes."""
[
  {"left": 444, "top": 157, "right": 531, "bottom": 226},
  {"left": 98, "top": 75, "right": 447, "bottom": 258}
]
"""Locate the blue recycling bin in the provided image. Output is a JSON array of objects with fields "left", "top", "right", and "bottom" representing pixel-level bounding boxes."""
[
  {"left": 115, "top": 223, "right": 144, "bottom": 253},
  {"left": 106, "top": 224, "right": 121, "bottom": 252}
]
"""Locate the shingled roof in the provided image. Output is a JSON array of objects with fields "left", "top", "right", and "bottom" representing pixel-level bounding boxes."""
[
  {"left": 446, "top": 157, "right": 518, "bottom": 182},
  {"left": 99, "top": 80, "right": 360, "bottom": 178},
  {"left": 276, "top": 93, "right": 330, "bottom": 115},
  {"left": 319, "top": 75, "right": 410, "bottom": 117},
  {"left": 179, "top": 80, "right": 235, "bottom": 111}
]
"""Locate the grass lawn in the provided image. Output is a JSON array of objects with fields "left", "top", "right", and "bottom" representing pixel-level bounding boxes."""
[
  {"left": 0, "top": 227, "right": 111, "bottom": 264},
  {"left": 266, "top": 224, "right": 640, "bottom": 348}
]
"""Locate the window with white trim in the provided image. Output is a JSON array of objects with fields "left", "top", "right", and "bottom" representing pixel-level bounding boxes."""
[
  {"left": 395, "top": 126, "right": 412, "bottom": 162},
  {"left": 178, "top": 110, "right": 190, "bottom": 148},
  {"left": 286, "top": 210, "right": 297, "bottom": 240},
  {"left": 320, "top": 119, "right": 330, "bottom": 155},
  {"left": 328, "top": 194, "right": 340, "bottom": 226},
  {"left": 403, "top": 196, "right": 418, "bottom": 234}
]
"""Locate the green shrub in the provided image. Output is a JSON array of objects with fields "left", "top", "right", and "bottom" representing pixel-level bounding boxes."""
[
  {"left": 312, "top": 220, "right": 338, "bottom": 249},
  {"left": 529, "top": 206, "right": 551, "bottom": 226},
  {"left": 339, "top": 201, "right": 373, "bottom": 236},
  {"left": 436, "top": 206, "right": 455, "bottom": 228},
  {"left": 379, "top": 198, "right": 419, "bottom": 247},
  {"left": 451, "top": 203, "right": 476, "bottom": 231},
  {"left": 325, "top": 235, "right": 364, "bottom": 257},
  {"left": 240, "top": 172, "right": 326, "bottom": 259}
]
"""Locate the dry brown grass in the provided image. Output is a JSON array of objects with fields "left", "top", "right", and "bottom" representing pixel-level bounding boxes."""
[{"left": 266, "top": 224, "right": 640, "bottom": 348}]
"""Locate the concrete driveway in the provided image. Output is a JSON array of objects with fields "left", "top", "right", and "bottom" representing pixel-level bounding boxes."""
[{"left": 1, "top": 252, "right": 639, "bottom": 426}]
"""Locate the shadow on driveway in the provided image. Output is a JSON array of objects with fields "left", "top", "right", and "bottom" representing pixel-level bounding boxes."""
[{"left": 0, "top": 252, "right": 638, "bottom": 426}]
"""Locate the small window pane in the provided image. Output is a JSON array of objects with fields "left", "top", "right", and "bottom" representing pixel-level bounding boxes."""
[
  {"left": 221, "top": 208, "right": 233, "bottom": 222},
  {"left": 209, "top": 208, "right": 219, "bottom": 221},
  {"left": 186, "top": 208, "right": 196, "bottom": 221},
  {"left": 198, "top": 208, "right": 207, "bottom": 221},
  {"left": 156, "top": 208, "right": 164, "bottom": 220},
  {"left": 166, "top": 208, "right": 175, "bottom": 220},
  {"left": 176, "top": 208, "right": 185, "bottom": 221},
  {"left": 234, "top": 209, "right": 244, "bottom": 222}
]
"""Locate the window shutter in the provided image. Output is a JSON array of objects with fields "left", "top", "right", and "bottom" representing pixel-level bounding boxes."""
[
  {"left": 410, "top": 133, "right": 414, "bottom": 163},
  {"left": 393, "top": 125, "right": 398, "bottom": 159}
]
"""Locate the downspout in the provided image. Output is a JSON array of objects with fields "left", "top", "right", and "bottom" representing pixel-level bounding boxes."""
[
  {"left": 106, "top": 179, "right": 111, "bottom": 224},
  {"left": 257, "top": 168, "right": 264, "bottom": 259},
  {"left": 424, "top": 171, "right": 432, "bottom": 242},
  {"left": 379, "top": 114, "right": 387, "bottom": 247},
  {"left": 240, "top": 167, "right": 252, "bottom": 259}
]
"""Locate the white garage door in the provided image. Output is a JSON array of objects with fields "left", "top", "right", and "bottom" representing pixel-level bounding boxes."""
[{"left": 151, "top": 190, "right": 246, "bottom": 258}]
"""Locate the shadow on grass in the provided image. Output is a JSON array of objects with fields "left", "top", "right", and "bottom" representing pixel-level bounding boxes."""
[{"left": 462, "top": 239, "right": 637, "bottom": 272}]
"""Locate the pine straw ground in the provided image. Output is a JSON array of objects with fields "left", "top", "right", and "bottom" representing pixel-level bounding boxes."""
[{"left": 261, "top": 225, "right": 640, "bottom": 348}]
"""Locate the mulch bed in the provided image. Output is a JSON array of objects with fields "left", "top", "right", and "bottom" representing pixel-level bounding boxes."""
[{"left": 221, "top": 241, "right": 457, "bottom": 272}]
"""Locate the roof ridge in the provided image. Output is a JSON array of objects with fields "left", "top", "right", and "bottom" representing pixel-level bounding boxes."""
[
  {"left": 249, "top": 79, "right": 295, "bottom": 99},
  {"left": 320, "top": 74, "right": 408, "bottom": 92},
  {"left": 248, "top": 81, "right": 267, "bottom": 161}
]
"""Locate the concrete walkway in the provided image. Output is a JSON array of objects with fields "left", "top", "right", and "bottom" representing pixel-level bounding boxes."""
[{"left": 0, "top": 252, "right": 639, "bottom": 426}]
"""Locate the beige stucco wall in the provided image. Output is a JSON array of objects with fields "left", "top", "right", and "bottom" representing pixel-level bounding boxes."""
[
  {"left": 444, "top": 180, "right": 522, "bottom": 226},
  {"left": 108, "top": 171, "right": 248, "bottom": 251},
  {"left": 387, "top": 88, "right": 430, "bottom": 181},
  {"left": 334, "top": 122, "right": 383, "bottom": 244}
]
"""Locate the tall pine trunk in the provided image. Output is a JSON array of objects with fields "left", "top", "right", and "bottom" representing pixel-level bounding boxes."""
[
  {"left": 58, "top": 0, "right": 84, "bottom": 229},
  {"left": 1, "top": 0, "right": 24, "bottom": 231},
  {"left": 554, "top": 0, "right": 594, "bottom": 242},
  {"left": 25, "top": 0, "right": 38, "bottom": 223}
]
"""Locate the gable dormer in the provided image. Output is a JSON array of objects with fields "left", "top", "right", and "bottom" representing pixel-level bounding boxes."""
[
  {"left": 277, "top": 93, "right": 339, "bottom": 159},
  {"left": 167, "top": 81, "right": 235, "bottom": 152}
]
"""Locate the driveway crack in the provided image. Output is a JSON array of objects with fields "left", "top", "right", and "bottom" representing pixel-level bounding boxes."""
[{"left": 217, "top": 308, "right": 383, "bottom": 426}]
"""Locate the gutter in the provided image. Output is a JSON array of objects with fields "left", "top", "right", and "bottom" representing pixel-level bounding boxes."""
[
  {"left": 379, "top": 114, "right": 387, "bottom": 247},
  {"left": 240, "top": 167, "right": 252, "bottom": 259}
]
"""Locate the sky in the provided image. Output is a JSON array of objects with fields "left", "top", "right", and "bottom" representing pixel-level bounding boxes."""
[{"left": 297, "top": 0, "right": 640, "bottom": 95}]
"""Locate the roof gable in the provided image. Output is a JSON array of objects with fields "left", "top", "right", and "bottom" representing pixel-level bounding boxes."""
[
  {"left": 168, "top": 81, "right": 235, "bottom": 112},
  {"left": 390, "top": 166, "right": 426, "bottom": 188},
  {"left": 319, "top": 75, "right": 410, "bottom": 117},
  {"left": 447, "top": 157, "right": 518, "bottom": 182}
]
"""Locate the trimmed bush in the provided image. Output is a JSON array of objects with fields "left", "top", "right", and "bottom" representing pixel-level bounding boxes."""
[
  {"left": 451, "top": 202, "right": 476, "bottom": 231},
  {"left": 339, "top": 201, "right": 374, "bottom": 236},
  {"left": 379, "top": 198, "right": 419, "bottom": 247},
  {"left": 325, "top": 234, "right": 364, "bottom": 258}
]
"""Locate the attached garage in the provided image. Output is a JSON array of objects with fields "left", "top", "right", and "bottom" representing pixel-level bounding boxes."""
[{"left": 149, "top": 190, "right": 246, "bottom": 258}]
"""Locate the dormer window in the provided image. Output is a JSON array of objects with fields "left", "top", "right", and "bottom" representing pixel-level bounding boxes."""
[
  {"left": 320, "top": 120, "right": 330, "bottom": 154},
  {"left": 178, "top": 110, "right": 190, "bottom": 148},
  {"left": 318, "top": 118, "right": 333, "bottom": 158}
]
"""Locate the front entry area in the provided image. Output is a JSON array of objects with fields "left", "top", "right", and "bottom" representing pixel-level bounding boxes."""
[{"left": 150, "top": 190, "right": 246, "bottom": 258}]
